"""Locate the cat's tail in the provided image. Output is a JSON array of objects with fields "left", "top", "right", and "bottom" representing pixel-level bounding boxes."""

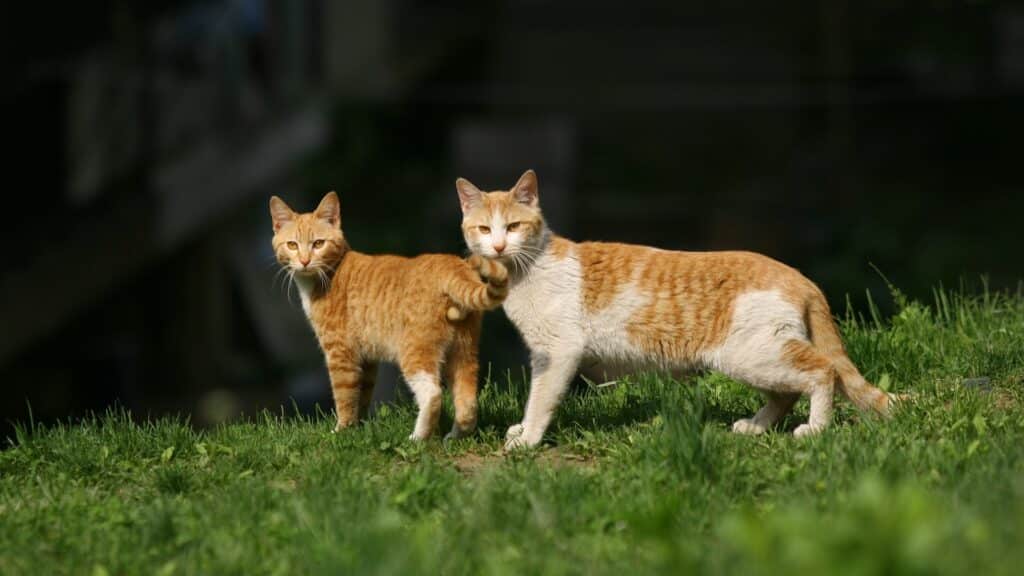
[
  {"left": 444, "top": 255, "right": 509, "bottom": 320},
  {"left": 807, "top": 296, "right": 899, "bottom": 416}
]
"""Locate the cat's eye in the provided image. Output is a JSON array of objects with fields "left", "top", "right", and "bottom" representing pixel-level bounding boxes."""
[
  {"left": 312, "top": 239, "right": 325, "bottom": 249},
  {"left": 286, "top": 241, "right": 299, "bottom": 251},
  {"left": 478, "top": 226, "right": 491, "bottom": 234},
  {"left": 506, "top": 222, "right": 522, "bottom": 232}
]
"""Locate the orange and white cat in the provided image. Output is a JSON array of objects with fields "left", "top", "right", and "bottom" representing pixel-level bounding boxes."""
[
  {"left": 456, "top": 170, "right": 897, "bottom": 449},
  {"left": 271, "top": 192, "right": 508, "bottom": 440}
]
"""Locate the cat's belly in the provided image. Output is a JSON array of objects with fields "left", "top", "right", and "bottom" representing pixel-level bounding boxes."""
[
  {"left": 578, "top": 358, "right": 640, "bottom": 383},
  {"left": 579, "top": 352, "right": 699, "bottom": 383}
]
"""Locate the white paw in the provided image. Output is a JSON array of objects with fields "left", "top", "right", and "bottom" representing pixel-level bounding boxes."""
[
  {"left": 793, "top": 423, "right": 823, "bottom": 438},
  {"left": 732, "top": 418, "right": 767, "bottom": 435},
  {"left": 504, "top": 435, "right": 532, "bottom": 451},
  {"left": 505, "top": 423, "right": 524, "bottom": 441},
  {"left": 408, "top": 430, "right": 431, "bottom": 441},
  {"left": 503, "top": 424, "right": 541, "bottom": 450}
]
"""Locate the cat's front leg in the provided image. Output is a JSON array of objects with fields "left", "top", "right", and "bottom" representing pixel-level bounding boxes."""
[
  {"left": 327, "top": 354, "right": 363, "bottom": 432},
  {"left": 505, "top": 350, "right": 582, "bottom": 450}
]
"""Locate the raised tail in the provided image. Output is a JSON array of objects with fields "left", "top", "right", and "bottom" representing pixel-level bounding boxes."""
[
  {"left": 806, "top": 296, "right": 895, "bottom": 416},
  {"left": 444, "top": 255, "right": 509, "bottom": 321}
]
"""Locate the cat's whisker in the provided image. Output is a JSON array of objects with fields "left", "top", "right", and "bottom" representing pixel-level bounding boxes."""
[
  {"left": 511, "top": 252, "right": 531, "bottom": 276},
  {"left": 515, "top": 244, "right": 545, "bottom": 255},
  {"left": 516, "top": 251, "right": 538, "bottom": 266},
  {"left": 279, "top": 267, "right": 297, "bottom": 297},
  {"left": 285, "top": 269, "right": 298, "bottom": 305},
  {"left": 272, "top": 267, "right": 291, "bottom": 291},
  {"left": 316, "top": 268, "right": 330, "bottom": 292}
]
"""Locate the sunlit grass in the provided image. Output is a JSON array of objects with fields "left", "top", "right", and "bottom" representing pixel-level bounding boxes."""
[{"left": 1, "top": 286, "right": 1023, "bottom": 575}]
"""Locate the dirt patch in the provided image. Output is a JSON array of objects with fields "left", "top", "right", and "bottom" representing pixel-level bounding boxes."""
[
  {"left": 452, "top": 448, "right": 598, "bottom": 476},
  {"left": 993, "top": 388, "right": 1020, "bottom": 411},
  {"left": 453, "top": 452, "right": 492, "bottom": 475},
  {"left": 540, "top": 448, "right": 598, "bottom": 469}
]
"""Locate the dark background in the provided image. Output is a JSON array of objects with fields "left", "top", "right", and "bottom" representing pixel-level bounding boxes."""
[{"left": 3, "top": 0, "right": 1022, "bottom": 438}]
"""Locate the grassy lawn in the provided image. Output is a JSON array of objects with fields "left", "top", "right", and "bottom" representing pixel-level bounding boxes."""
[{"left": 2, "top": 287, "right": 1023, "bottom": 575}]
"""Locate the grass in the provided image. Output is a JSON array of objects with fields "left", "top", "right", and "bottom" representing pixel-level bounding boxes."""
[{"left": 2, "top": 286, "right": 1024, "bottom": 575}]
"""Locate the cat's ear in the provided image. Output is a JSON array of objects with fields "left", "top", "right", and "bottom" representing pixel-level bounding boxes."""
[
  {"left": 456, "top": 178, "right": 483, "bottom": 213},
  {"left": 269, "top": 196, "right": 295, "bottom": 232},
  {"left": 315, "top": 191, "right": 341, "bottom": 228},
  {"left": 512, "top": 169, "right": 539, "bottom": 207}
]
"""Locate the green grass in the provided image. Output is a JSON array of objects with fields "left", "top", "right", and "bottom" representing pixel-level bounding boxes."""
[{"left": 2, "top": 287, "right": 1024, "bottom": 575}]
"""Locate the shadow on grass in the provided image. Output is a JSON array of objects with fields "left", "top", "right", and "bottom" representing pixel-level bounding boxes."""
[{"left": 473, "top": 373, "right": 759, "bottom": 444}]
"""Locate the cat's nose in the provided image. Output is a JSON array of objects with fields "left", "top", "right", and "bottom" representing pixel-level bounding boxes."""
[
  {"left": 493, "top": 243, "right": 506, "bottom": 254},
  {"left": 299, "top": 257, "right": 310, "bottom": 266}
]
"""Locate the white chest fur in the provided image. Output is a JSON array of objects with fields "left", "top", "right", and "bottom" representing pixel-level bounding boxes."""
[
  {"left": 504, "top": 251, "right": 586, "bottom": 353},
  {"left": 294, "top": 276, "right": 315, "bottom": 319}
]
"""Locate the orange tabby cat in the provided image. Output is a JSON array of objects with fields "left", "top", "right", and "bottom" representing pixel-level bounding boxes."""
[
  {"left": 270, "top": 192, "right": 508, "bottom": 440},
  {"left": 456, "top": 170, "right": 898, "bottom": 449}
]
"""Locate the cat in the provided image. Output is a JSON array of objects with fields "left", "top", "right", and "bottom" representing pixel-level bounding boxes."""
[
  {"left": 270, "top": 191, "right": 508, "bottom": 440},
  {"left": 455, "top": 170, "right": 897, "bottom": 449}
]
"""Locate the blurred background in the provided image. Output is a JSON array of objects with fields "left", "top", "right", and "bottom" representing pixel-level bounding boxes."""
[{"left": 3, "top": 0, "right": 1022, "bottom": 437}]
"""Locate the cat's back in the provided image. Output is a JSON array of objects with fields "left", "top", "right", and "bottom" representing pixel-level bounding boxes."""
[
  {"left": 570, "top": 240, "right": 815, "bottom": 300},
  {"left": 337, "top": 251, "right": 475, "bottom": 304},
  {"left": 325, "top": 251, "right": 473, "bottom": 358},
  {"left": 559, "top": 240, "right": 822, "bottom": 368}
]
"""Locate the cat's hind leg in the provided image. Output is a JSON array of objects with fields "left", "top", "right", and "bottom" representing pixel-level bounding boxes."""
[
  {"left": 399, "top": 351, "right": 444, "bottom": 441},
  {"left": 781, "top": 340, "right": 836, "bottom": 437},
  {"left": 732, "top": 391, "right": 800, "bottom": 434},
  {"left": 443, "top": 334, "right": 480, "bottom": 441},
  {"left": 718, "top": 338, "right": 835, "bottom": 437}
]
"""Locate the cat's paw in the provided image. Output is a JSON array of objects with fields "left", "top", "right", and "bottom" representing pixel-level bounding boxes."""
[
  {"left": 732, "top": 418, "right": 767, "bottom": 435},
  {"left": 469, "top": 254, "right": 508, "bottom": 286},
  {"left": 793, "top": 423, "right": 824, "bottom": 438},
  {"left": 504, "top": 434, "right": 542, "bottom": 450},
  {"left": 503, "top": 424, "right": 542, "bottom": 450},
  {"left": 482, "top": 259, "right": 508, "bottom": 285},
  {"left": 444, "top": 423, "right": 476, "bottom": 442},
  {"left": 446, "top": 306, "right": 467, "bottom": 321},
  {"left": 505, "top": 423, "right": 524, "bottom": 442},
  {"left": 408, "top": 424, "right": 436, "bottom": 441}
]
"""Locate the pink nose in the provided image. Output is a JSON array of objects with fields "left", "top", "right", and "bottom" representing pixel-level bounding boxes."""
[
  {"left": 494, "top": 244, "right": 506, "bottom": 254},
  {"left": 300, "top": 257, "right": 310, "bottom": 266}
]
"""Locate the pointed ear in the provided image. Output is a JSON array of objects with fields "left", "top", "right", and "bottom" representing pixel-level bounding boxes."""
[
  {"left": 456, "top": 178, "right": 483, "bottom": 213},
  {"left": 269, "top": 196, "right": 295, "bottom": 232},
  {"left": 315, "top": 191, "right": 341, "bottom": 228},
  {"left": 512, "top": 169, "right": 538, "bottom": 207}
]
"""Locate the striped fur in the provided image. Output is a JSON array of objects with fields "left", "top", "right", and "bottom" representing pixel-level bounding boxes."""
[
  {"left": 456, "top": 170, "right": 896, "bottom": 449},
  {"left": 270, "top": 192, "right": 507, "bottom": 440}
]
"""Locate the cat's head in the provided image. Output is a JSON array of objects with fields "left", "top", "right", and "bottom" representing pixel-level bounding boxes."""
[
  {"left": 269, "top": 192, "right": 347, "bottom": 277},
  {"left": 456, "top": 170, "right": 547, "bottom": 262}
]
